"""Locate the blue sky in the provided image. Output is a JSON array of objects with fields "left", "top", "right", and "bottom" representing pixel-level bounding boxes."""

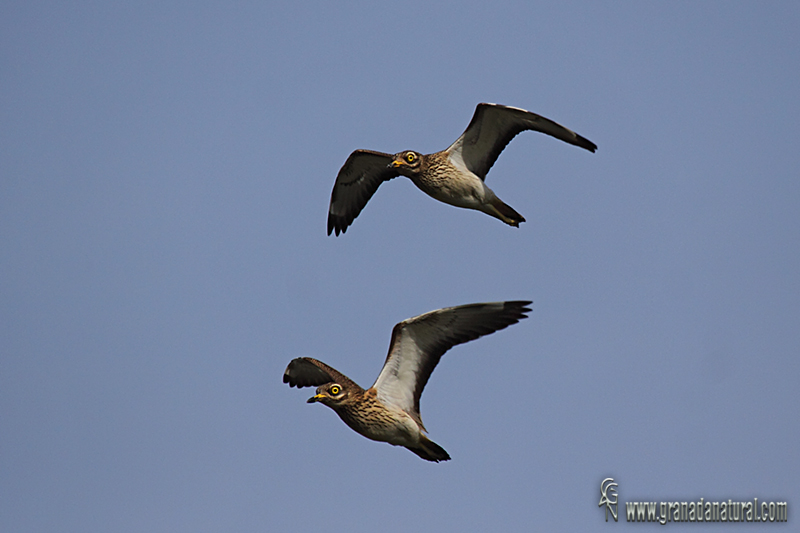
[{"left": 2, "top": 2, "right": 798, "bottom": 531}]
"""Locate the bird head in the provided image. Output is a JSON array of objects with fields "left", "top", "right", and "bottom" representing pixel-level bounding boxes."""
[
  {"left": 307, "top": 382, "right": 348, "bottom": 406},
  {"left": 389, "top": 151, "right": 423, "bottom": 175}
]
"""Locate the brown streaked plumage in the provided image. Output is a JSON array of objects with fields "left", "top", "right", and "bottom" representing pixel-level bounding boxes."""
[
  {"left": 283, "top": 300, "right": 532, "bottom": 461},
  {"left": 327, "top": 103, "right": 597, "bottom": 235}
]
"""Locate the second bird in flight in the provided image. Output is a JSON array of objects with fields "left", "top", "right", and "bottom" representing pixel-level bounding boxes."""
[{"left": 327, "top": 103, "right": 597, "bottom": 235}]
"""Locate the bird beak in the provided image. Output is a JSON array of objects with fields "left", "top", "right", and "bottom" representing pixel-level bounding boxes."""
[
  {"left": 307, "top": 394, "right": 324, "bottom": 403},
  {"left": 389, "top": 160, "right": 403, "bottom": 168}
]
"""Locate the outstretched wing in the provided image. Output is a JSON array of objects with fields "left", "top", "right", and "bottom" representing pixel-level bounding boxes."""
[
  {"left": 370, "top": 301, "right": 532, "bottom": 424},
  {"left": 446, "top": 103, "right": 597, "bottom": 180},
  {"left": 283, "top": 357, "right": 359, "bottom": 390},
  {"left": 327, "top": 149, "right": 400, "bottom": 236}
]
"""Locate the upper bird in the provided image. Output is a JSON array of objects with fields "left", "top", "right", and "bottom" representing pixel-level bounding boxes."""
[
  {"left": 283, "top": 300, "right": 531, "bottom": 462},
  {"left": 327, "top": 103, "right": 597, "bottom": 235}
]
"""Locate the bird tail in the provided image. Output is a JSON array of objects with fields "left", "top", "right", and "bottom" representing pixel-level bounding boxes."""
[
  {"left": 407, "top": 435, "right": 451, "bottom": 462},
  {"left": 488, "top": 197, "right": 526, "bottom": 227}
]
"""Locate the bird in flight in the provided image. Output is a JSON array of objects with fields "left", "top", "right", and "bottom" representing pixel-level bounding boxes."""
[
  {"left": 327, "top": 103, "right": 596, "bottom": 235},
  {"left": 283, "top": 300, "right": 532, "bottom": 461}
]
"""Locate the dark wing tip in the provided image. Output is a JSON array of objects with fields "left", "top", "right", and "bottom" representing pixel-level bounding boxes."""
[
  {"left": 500, "top": 300, "right": 533, "bottom": 324},
  {"left": 327, "top": 214, "right": 341, "bottom": 236},
  {"left": 283, "top": 357, "right": 335, "bottom": 388},
  {"left": 283, "top": 359, "right": 302, "bottom": 387},
  {"left": 575, "top": 133, "right": 597, "bottom": 153},
  {"left": 479, "top": 102, "right": 597, "bottom": 153},
  {"left": 327, "top": 213, "right": 348, "bottom": 236},
  {"left": 326, "top": 149, "right": 398, "bottom": 237}
]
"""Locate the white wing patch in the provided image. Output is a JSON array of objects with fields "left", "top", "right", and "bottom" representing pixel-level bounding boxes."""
[
  {"left": 372, "top": 327, "right": 421, "bottom": 415},
  {"left": 369, "top": 300, "right": 532, "bottom": 428}
]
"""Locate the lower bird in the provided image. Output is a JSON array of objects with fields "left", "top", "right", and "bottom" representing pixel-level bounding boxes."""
[
  {"left": 327, "top": 103, "right": 596, "bottom": 235},
  {"left": 283, "top": 300, "right": 531, "bottom": 462}
]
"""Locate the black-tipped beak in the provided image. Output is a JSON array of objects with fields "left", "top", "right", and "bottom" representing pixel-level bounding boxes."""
[{"left": 307, "top": 394, "right": 322, "bottom": 403}]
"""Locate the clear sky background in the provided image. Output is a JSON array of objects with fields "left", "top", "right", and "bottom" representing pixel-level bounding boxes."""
[{"left": 2, "top": 2, "right": 798, "bottom": 532}]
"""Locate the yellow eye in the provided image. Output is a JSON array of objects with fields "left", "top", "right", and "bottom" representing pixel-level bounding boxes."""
[
  {"left": 406, "top": 152, "right": 416, "bottom": 163},
  {"left": 330, "top": 385, "right": 341, "bottom": 395}
]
